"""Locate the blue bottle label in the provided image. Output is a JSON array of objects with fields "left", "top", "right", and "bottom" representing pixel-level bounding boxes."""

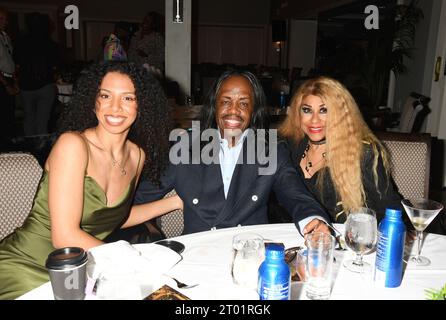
[
  {"left": 374, "top": 231, "right": 389, "bottom": 286},
  {"left": 374, "top": 228, "right": 405, "bottom": 288},
  {"left": 258, "top": 278, "right": 289, "bottom": 300}
]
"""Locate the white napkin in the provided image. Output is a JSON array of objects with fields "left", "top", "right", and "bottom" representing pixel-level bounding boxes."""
[
  {"left": 87, "top": 240, "right": 182, "bottom": 277},
  {"left": 86, "top": 240, "right": 182, "bottom": 299}
]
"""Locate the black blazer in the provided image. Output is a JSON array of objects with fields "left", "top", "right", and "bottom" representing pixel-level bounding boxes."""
[
  {"left": 135, "top": 136, "right": 329, "bottom": 235},
  {"left": 285, "top": 137, "right": 404, "bottom": 224}
]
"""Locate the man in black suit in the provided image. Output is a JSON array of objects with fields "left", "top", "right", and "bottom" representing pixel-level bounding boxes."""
[{"left": 134, "top": 70, "right": 330, "bottom": 236}]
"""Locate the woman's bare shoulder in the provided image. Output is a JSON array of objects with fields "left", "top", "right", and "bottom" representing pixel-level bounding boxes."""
[
  {"left": 55, "top": 131, "right": 86, "bottom": 145},
  {"left": 127, "top": 141, "right": 146, "bottom": 161},
  {"left": 46, "top": 132, "right": 88, "bottom": 170}
]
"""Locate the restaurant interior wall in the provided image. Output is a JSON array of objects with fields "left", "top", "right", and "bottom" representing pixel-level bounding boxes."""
[
  {"left": 393, "top": 0, "right": 437, "bottom": 116},
  {"left": 287, "top": 19, "right": 317, "bottom": 77}
]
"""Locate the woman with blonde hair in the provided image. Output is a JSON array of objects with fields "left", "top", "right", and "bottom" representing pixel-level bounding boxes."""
[{"left": 279, "top": 76, "right": 402, "bottom": 223}]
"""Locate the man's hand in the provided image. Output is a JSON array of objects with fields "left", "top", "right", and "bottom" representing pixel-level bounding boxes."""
[{"left": 302, "top": 218, "right": 330, "bottom": 236}]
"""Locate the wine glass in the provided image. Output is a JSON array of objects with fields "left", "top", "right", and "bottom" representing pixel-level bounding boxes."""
[
  {"left": 343, "top": 207, "right": 378, "bottom": 273},
  {"left": 401, "top": 198, "right": 444, "bottom": 266}
]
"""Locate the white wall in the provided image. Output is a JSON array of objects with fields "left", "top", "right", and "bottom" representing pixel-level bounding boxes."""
[
  {"left": 393, "top": 0, "right": 437, "bottom": 116},
  {"left": 287, "top": 19, "right": 317, "bottom": 76},
  {"left": 166, "top": 0, "right": 192, "bottom": 100},
  {"left": 427, "top": 0, "right": 446, "bottom": 138}
]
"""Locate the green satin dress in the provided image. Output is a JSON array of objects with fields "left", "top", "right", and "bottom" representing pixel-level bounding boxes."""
[{"left": 0, "top": 172, "right": 136, "bottom": 300}]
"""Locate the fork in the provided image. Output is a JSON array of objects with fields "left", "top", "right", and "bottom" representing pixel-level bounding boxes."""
[
  {"left": 325, "top": 224, "right": 347, "bottom": 251},
  {"left": 167, "top": 276, "right": 199, "bottom": 289}
]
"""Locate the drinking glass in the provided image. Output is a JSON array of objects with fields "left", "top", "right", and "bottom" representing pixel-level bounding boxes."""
[
  {"left": 343, "top": 207, "right": 377, "bottom": 273},
  {"left": 305, "top": 232, "right": 335, "bottom": 300},
  {"left": 401, "top": 198, "right": 444, "bottom": 266},
  {"left": 231, "top": 233, "right": 265, "bottom": 291}
]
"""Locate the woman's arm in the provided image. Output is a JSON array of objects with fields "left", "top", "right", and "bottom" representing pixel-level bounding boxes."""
[
  {"left": 122, "top": 148, "right": 183, "bottom": 229},
  {"left": 121, "top": 195, "right": 183, "bottom": 229},
  {"left": 47, "top": 132, "right": 104, "bottom": 250}
]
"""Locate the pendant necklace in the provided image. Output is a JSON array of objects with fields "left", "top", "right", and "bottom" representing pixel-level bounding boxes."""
[
  {"left": 90, "top": 129, "right": 127, "bottom": 176},
  {"left": 111, "top": 157, "right": 127, "bottom": 176},
  {"left": 302, "top": 144, "right": 326, "bottom": 176}
]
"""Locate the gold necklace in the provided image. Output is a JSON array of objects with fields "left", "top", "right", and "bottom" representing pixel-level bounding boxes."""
[
  {"left": 89, "top": 129, "right": 127, "bottom": 176},
  {"left": 302, "top": 144, "right": 326, "bottom": 176},
  {"left": 111, "top": 157, "right": 127, "bottom": 176}
]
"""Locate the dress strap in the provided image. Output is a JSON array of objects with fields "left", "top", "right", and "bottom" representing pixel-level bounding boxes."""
[
  {"left": 135, "top": 146, "right": 142, "bottom": 175},
  {"left": 78, "top": 131, "right": 90, "bottom": 175}
]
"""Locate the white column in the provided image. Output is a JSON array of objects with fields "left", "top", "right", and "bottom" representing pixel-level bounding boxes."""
[
  {"left": 165, "top": 0, "right": 192, "bottom": 104},
  {"left": 386, "top": 70, "right": 396, "bottom": 110}
]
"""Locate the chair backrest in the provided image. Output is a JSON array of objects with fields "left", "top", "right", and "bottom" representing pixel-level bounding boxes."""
[
  {"left": 156, "top": 189, "right": 184, "bottom": 238},
  {"left": 397, "top": 92, "right": 430, "bottom": 133},
  {"left": 375, "top": 132, "right": 431, "bottom": 199},
  {"left": 0, "top": 152, "right": 43, "bottom": 240}
]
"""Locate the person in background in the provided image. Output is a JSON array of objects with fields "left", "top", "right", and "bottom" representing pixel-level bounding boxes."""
[
  {"left": 278, "top": 76, "right": 405, "bottom": 225},
  {"left": 0, "top": 7, "right": 19, "bottom": 148},
  {"left": 128, "top": 11, "right": 164, "bottom": 77},
  {"left": 133, "top": 70, "right": 331, "bottom": 236},
  {"left": 103, "top": 21, "right": 132, "bottom": 62},
  {"left": 0, "top": 62, "right": 182, "bottom": 299},
  {"left": 15, "top": 13, "right": 58, "bottom": 136}
]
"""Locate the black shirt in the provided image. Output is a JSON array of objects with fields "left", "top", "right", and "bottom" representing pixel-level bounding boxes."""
[{"left": 285, "top": 137, "right": 406, "bottom": 225}]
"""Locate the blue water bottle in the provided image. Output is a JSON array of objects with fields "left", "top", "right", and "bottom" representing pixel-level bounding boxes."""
[
  {"left": 258, "top": 243, "right": 290, "bottom": 300},
  {"left": 374, "top": 208, "right": 406, "bottom": 288}
]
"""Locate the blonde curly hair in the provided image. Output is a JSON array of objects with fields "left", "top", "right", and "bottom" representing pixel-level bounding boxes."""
[{"left": 279, "top": 76, "right": 390, "bottom": 214}]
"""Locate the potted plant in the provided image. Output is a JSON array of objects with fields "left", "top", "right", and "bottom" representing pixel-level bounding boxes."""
[{"left": 367, "top": 0, "right": 424, "bottom": 110}]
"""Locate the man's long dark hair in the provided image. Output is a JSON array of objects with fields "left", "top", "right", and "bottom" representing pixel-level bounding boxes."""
[
  {"left": 200, "top": 70, "right": 270, "bottom": 131},
  {"left": 57, "top": 62, "right": 170, "bottom": 186}
]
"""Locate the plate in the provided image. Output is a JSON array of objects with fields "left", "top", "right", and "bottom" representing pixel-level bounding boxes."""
[
  {"left": 154, "top": 240, "right": 185, "bottom": 254},
  {"left": 284, "top": 246, "right": 306, "bottom": 282}
]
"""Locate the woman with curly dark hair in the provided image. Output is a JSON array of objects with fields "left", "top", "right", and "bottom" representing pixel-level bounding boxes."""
[{"left": 0, "top": 62, "right": 182, "bottom": 299}]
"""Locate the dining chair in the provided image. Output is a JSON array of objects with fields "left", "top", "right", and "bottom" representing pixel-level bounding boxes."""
[
  {"left": 156, "top": 189, "right": 184, "bottom": 238},
  {"left": 387, "top": 92, "right": 430, "bottom": 133},
  {"left": 0, "top": 152, "right": 43, "bottom": 240},
  {"left": 375, "top": 132, "right": 431, "bottom": 199}
]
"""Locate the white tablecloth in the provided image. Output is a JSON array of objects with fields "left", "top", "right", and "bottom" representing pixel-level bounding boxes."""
[{"left": 17, "top": 223, "right": 446, "bottom": 300}]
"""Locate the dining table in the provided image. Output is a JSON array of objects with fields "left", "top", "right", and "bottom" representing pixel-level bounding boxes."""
[{"left": 16, "top": 223, "right": 446, "bottom": 300}]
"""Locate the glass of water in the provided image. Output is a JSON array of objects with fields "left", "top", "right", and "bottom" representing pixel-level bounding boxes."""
[
  {"left": 343, "top": 207, "right": 377, "bottom": 273},
  {"left": 231, "top": 233, "right": 265, "bottom": 291},
  {"left": 305, "top": 232, "right": 336, "bottom": 300}
]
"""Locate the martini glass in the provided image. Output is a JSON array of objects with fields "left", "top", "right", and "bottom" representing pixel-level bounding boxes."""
[{"left": 401, "top": 199, "right": 444, "bottom": 266}]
